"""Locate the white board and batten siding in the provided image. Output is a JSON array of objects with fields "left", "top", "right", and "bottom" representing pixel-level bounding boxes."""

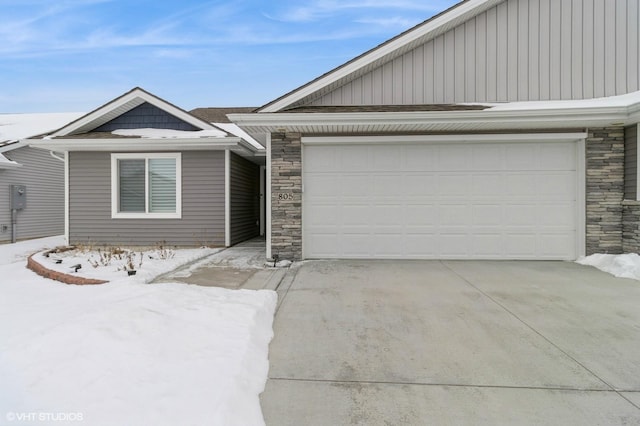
[
  {"left": 303, "top": 140, "right": 582, "bottom": 260},
  {"left": 308, "top": 0, "right": 640, "bottom": 106}
]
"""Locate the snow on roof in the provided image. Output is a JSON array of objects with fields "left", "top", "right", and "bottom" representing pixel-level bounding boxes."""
[
  {"left": 483, "top": 90, "right": 640, "bottom": 111},
  {"left": 0, "top": 152, "right": 21, "bottom": 168},
  {"left": 0, "top": 112, "right": 84, "bottom": 146},
  {"left": 212, "top": 122, "right": 264, "bottom": 150},
  {"left": 111, "top": 128, "right": 227, "bottom": 139}
]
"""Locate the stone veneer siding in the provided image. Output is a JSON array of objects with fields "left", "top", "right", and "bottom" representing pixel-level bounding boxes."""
[
  {"left": 271, "top": 132, "right": 302, "bottom": 260},
  {"left": 586, "top": 127, "right": 625, "bottom": 255},
  {"left": 270, "top": 127, "right": 633, "bottom": 259},
  {"left": 623, "top": 201, "right": 640, "bottom": 253}
]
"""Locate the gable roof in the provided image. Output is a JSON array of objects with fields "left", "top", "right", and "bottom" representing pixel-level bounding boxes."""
[
  {"left": 50, "top": 87, "right": 218, "bottom": 137},
  {"left": 258, "top": 0, "right": 503, "bottom": 112}
]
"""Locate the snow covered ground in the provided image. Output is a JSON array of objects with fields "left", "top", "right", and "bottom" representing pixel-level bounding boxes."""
[
  {"left": 577, "top": 253, "right": 640, "bottom": 281},
  {"left": 0, "top": 237, "right": 276, "bottom": 425},
  {"left": 32, "top": 243, "right": 222, "bottom": 284}
]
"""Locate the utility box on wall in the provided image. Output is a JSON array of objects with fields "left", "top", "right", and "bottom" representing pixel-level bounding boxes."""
[{"left": 10, "top": 185, "right": 27, "bottom": 210}]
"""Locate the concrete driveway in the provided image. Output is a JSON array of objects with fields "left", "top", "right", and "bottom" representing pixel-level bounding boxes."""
[{"left": 262, "top": 260, "right": 640, "bottom": 425}]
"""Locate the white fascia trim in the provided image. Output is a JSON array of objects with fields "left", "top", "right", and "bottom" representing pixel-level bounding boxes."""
[
  {"left": 302, "top": 133, "right": 588, "bottom": 145},
  {"left": 28, "top": 137, "right": 246, "bottom": 152},
  {"left": 232, "top": 106, "right": 635, "bottom": 129},
  {"left": 110, "top": 152, "right": 182, "bottom": 219},
  {"left": 0, "top": 141, "right": 26, "bottom": 153},
  {"left": 576, "top": 139, "right": 586, "bottom": 258},
  {"left": 260, "top": 0, "right": 495, "bottom": 112},
  {"left": 225, "top": 150, "right": 231, "bottom": 247},
  {"left": 64, "top": 152, "right": 69, "bottom": 244},
  {"left": 266, "top": 133, "right": 272, "bottom": 260},
  {"left": 51, "top": 89, "right": 216, "bottom": 137}
]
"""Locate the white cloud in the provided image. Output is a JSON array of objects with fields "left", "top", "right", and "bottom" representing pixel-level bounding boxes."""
[
  {"left": 267, "top": 0, "right": 446, "bottom": 23},
  {"left": 355, "top": 16, "right": 421, "bottom": 28}
]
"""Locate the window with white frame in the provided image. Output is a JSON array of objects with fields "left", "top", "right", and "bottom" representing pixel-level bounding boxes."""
[{"left": 111, "top": 153, "right": 182, "bottom": 218}]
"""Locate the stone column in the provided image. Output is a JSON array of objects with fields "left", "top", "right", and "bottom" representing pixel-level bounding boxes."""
[
  {"left": 270, "top": 132, "right": 302, "bottom": 260},
  {"left": 622, "top": 200, "right": 640, "bottom": 253},
  {"left": 585, "top": 127, "right": 625, "bottom": 254}
]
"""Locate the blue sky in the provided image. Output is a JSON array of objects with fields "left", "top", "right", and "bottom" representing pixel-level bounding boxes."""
[{"left": 0, "top": 0, "right": 459, "bottom": 113}]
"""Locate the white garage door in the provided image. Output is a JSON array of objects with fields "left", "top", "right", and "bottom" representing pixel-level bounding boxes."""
[{"left": 303, "top": 141, "right": 580, "bottom": 260}]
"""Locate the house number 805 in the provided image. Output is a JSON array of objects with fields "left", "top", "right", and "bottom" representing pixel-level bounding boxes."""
[{"left": 278, "top": 193, "right": 294, "bottom": 200}]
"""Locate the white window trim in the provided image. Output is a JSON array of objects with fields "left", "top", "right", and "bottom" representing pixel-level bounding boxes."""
[{"left": 111, "top": 152, "right": 182, "bottom": 219}]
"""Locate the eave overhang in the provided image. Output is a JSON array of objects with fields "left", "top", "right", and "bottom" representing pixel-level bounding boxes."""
[
  {"left": 230, "top": 100, "right": 640, "bottom": 135},
  {"left": 26, "top": 136, "right": 260, "bottom": 156},
  {"left": 0, "top": 154, "right": 22, "bottom": 169}
]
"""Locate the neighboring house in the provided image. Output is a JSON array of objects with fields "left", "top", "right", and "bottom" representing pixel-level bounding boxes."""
[
  {"left": 0, "top": 113, "right": 83, "bottom": 243},
  {"left": 29, "top": 88, "right": 265, "bottom": 248},
  {"left": 230, "top": 0, "right": 640, "bottom": 261}
]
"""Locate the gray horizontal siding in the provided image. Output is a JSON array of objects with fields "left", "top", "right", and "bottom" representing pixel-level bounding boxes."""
[
  {"left": 309, "top": 0, "right": 640, "bottom": 106},
  {"left": 230, "top": 153, "right": 260, "bottom": 245},
  {"left": 69, "top": 151, "right": 225, "bottom": 247},
  {"left": 94, "top": 102, "right": 198, "bottom": 132},
  {"left": 626, "top": 124, "right": 639, "bottom": 199},
  {"left": 0, "top": 147, "right": 64, "bottom": 243}
]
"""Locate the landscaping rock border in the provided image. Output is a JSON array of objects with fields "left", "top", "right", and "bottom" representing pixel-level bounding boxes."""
[{"left": 27, "top": 254, "right": 108, "bottom": 285}]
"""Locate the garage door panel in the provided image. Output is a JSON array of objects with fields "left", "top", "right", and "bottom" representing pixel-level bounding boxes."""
[
  {"left": 472, "top": 174, "right": 505, "bottom": 196},
  {"left": 305, "top": 174, "right": 341, "bottom": 197},
  {"left": 540, "top": 144, "right": 576, "bottom": 169},
  {"left": 405, "top": 234, "right": 437, "bottom": 256},
  {"left": 506, "top": 145, "right": 537, "bottom": 170},
  {"left": 438, "top": 145, "right": 471, "bottom": 170},
  {"left": 439, "top": 234, "right": 470, "bottom": 257},
  {"left": 405, "top": 205, "right": 438, "bottom": 225},
  {"left": 472, "top": 205, "right": 504, "bottom": 225},
  {"left": 372, "top": 205, "right": 403, "bottom": 225},
  {"left": 342, "top": 205, "right": 370, "bottom": 225},
  {"left": 341, "top": 175, "right": 369, "bottom": 196},
  {"left": 372, "top": 146, "right": 402, "bottom": 170},
  {"left": 340, "top": 147, "right": 369, "bottom": 171},
  {"left": 304, "top": 233, "right": 342, "bottom": 257},
  {"left": 472, "top": 234, "right": 504, "bottom": 256},
  {"left": 305, "top": 148, "right": 338, "bottom": 172},
  {"left": 505, "top": 234, "right": 538, "bottom": 256},
  {"left": 438, "top": 175, "right": 471, "bottom": 196},
  {"left": 404, "top": 146, "right": 438, "bottom": 170},
  {"left": 404, "top": 174, "right": 438, "bottom": 196},
  {"left": 341, "top": 234, "right": 372, "bottom": 257},
  {"left": 472, "top": 146, "right": 504, "bottom": 170},
  {"left": 303, "top": 142, "right": 579, "bottom": 260},
  {"left": 372, "top": 174, "right": 402, "bottom": 196},
  {"left": 305, "top": 204, "right": 339, "bottom": 225},
  {"left": 505, "top": 204, "right": 538, "bottom": 225},
  {"left": 536, "top": 173, "right": 576, "bottom": 197},
  {"left": 539, "top": 203, "right": 575, "bottom": 226},
  {"left": 539, "top": 233, "right": 575, "bottom": 257},
  {"left": 506, "top": 174, "right": 537, "bottom": 195},
  {"left": 439, "top": 204, "right": 471, "bottom": 226},
  {"left": 372, "top": 234, "right": 405, "bottom": 257}
]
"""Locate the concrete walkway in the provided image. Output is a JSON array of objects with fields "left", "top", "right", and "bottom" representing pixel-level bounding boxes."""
[
  {"left": 153, "top": 238, "right": 285, "bottom": 290},
  {"left": 263, "top": 260, "right": 640, "bottom": 425}
]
